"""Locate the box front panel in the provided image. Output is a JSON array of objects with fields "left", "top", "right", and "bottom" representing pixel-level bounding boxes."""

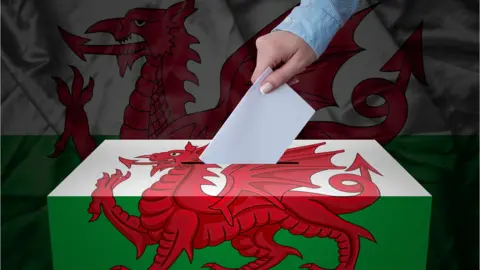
[
  {"left": 48, "top": 196, "right": 431, "bottom": 270},
  {"left": 49, "top": 140, "right": 431, "bottom": 269}
]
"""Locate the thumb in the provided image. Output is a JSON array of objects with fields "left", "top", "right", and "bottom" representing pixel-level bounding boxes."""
[{"left": 260, "top": 53, "right": 304, "bottom": 94}]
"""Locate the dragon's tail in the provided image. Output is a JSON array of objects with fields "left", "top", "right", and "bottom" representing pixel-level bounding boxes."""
[
  {"left": 308, "top": 172, "right": 381, "bottom": 215},
  {"left": 299, "top": 22, "right": 426, "bottom": 144}
]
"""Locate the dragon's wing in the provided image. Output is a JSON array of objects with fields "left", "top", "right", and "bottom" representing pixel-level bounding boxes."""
[
  {"left": 209, "top": 143, "right": 346, "bottom": 224},
  {"left": 216, "top": 6, "right": 371, "bottom": 114}
]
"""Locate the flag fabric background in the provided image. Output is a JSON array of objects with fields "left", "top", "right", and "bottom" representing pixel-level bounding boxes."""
[{"left": 1, "top": 0, "right": 478, "bottom": 269}]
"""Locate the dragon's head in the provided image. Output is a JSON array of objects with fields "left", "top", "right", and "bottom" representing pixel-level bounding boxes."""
[
  {"left": 59, "top": 0, "right": 197, "bottom": 76},
  {"left": 119, "top": 142, "right": 207, "bottom": 176}
]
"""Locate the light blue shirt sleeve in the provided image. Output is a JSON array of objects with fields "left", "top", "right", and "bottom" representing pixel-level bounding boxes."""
[{"left": 273, "top": 0, "right": 359, "bottom": 58}]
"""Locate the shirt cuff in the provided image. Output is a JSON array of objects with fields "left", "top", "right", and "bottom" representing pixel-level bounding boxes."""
[{"left": 272, "top": 5, "right": 343, "bottom": 58}]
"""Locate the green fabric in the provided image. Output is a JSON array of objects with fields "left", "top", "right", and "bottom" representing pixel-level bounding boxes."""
[{"left": 1, "top": 135, "right": 478, "bottom": 270}]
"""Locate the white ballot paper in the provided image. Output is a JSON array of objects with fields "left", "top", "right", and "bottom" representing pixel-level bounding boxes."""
[{"left": 200, "top": 68, "right": 315, "bottom": 164}]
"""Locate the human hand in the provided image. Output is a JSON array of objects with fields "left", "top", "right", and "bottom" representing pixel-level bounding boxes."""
[{"left": 251, "top": 30, "right": 317, "bottom": 94}]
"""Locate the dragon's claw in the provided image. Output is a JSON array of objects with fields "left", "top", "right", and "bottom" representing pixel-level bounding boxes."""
[
  {"left": 87, "top": 199, "right": 102, "bottom": 222},
  {"left": 88, "top": 170, "right": 131, "bottom": 222},
  {"left": 88, "top": 213, "right": 100, "bottom": 222},
  {"left": 94, "top": 170, "right": 131, "bottom": 190},
  {"left": 50, "top": 65, "right": 96, "bottom": 160}
]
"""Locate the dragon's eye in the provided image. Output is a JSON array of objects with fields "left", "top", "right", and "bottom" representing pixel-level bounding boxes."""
[
  {"left": 170, "top": 152, "right": 180, "bottom": 156},
  {"left": 134, "top": 20, "right": 146, "bottom": 27}
]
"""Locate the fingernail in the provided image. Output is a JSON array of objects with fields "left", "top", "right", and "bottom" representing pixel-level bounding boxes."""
[{"left": 260, "top": 83, "right": 273, "bottom": 94}]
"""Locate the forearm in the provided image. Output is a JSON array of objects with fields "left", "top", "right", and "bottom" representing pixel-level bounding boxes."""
[{"left": 273, "top": 0, "right": 359, "bottom": 58}]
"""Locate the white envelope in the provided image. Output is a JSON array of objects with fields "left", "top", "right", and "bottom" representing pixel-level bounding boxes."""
[{"left": 200, "top": 68, "right": 315, "bottom": 164}]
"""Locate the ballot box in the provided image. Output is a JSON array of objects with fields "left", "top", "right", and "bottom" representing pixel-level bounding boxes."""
[{"left": 48, "top": 140, "right": 431, "bottom": 270}]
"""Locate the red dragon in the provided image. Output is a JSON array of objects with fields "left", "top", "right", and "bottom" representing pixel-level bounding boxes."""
[
  {"left": 50, "top": 1, "right": 426, "bottom": 160},
  {"left": 88, "top": 141, "right": 382, "bottom": 270}
]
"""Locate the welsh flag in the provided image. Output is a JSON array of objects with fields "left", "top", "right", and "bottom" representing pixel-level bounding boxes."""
[{"left": 1, "top": 0, "right": 478, "bottom": 269}]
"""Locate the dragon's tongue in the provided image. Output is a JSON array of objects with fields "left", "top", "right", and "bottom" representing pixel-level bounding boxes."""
[
  {"left": 117, "top": 55, "right": 134, "bottom": 77},
  {"left": 150, "top": 165, "right": 162, "bottom": 177},
  {"left": 116, "top": 53, "right": 144, "bottom": 77}
]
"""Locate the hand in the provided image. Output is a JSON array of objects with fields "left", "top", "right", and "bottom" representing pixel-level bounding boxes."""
[{"left": 251, "top": 30, "right": 317, "bottom": 94}]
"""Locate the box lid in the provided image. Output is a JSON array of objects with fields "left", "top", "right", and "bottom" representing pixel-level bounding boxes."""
[{"left": 49, "top": 140, "right": 430, "bottom": 197}]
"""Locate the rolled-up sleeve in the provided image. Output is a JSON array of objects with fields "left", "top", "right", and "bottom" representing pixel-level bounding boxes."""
[{"left": 273, "top": 0, "right": 359, "bottom": 58}]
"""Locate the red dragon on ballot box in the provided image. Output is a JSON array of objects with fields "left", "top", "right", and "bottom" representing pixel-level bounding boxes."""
[{"left": 48, "top": 140, "right": 431, "bottom": 270}]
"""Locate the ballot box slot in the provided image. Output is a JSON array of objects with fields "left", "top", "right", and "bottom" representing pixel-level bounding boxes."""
[{"left": 182, "top": 162, "right": 299, "bottom": 165}]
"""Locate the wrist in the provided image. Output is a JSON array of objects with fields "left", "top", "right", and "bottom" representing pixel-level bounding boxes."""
[{"left": 273, "top": 1, "right": 357, "bottom": 58}]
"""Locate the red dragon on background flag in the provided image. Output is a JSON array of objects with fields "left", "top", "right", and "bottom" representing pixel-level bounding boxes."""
[
  {"left": 88, "top": 141, "right": 382, "bottom": 270},
  {"left": 50, "top": 0, "right": 426, "bottom": 160}
]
